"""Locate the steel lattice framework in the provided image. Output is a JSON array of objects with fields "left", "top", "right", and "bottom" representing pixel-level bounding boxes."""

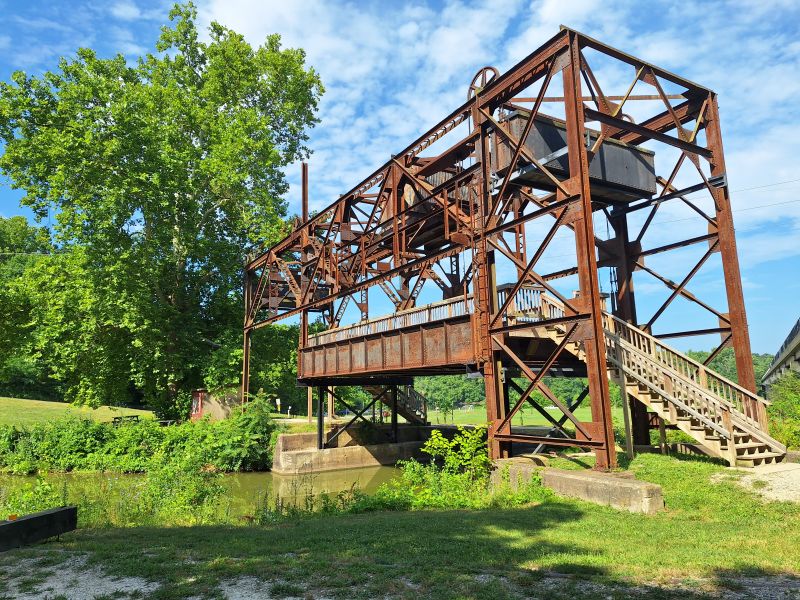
[{"left": 242, "top": 27, "right": 755, "bottom": 469}]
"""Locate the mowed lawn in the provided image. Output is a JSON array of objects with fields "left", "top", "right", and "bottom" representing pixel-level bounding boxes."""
[
  {"left": 1, "top": 454, "right": 798, "bottom": 599},
  {"left": 0, "top": 396, "right": 153, "bottom": 427},
  {"left": 427, "top": 404, "right": 623, "bottom": 427}
]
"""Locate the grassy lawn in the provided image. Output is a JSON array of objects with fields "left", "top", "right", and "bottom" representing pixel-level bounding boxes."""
[
  {"left": 428, "top": 404, "right": 623, "bottom": 428},
  {"left": 0, "top": 396, "right": 153, "bottom": 427},
  {"left": 1, "top": 453, "right": 798, "bottom": 599}
]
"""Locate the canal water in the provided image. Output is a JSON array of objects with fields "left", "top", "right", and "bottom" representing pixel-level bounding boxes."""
[{"left": 0, "top": 466, "right": 400, "bottom": 519}]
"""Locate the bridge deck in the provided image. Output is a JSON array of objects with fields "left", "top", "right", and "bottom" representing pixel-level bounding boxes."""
[{"left": 299, "top": 287, "right": 572, "bottom": 381}]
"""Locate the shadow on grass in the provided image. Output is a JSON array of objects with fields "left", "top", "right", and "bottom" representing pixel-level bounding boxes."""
[{"left": 22, "top": 499, "right": 794, "bottom": 600}]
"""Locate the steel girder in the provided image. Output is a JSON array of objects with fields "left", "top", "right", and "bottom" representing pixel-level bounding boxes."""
[{"left": 242, "top": 27, "right": 754, "bottom": 469}]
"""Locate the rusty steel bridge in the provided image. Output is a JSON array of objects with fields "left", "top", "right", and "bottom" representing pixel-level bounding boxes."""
[{"left": 242, "top": 27, "right": 786, "bottom": 469}]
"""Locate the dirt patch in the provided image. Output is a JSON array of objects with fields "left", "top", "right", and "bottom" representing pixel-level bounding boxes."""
[
  {"left": 1, "top": 550, "right": 798, "bottom": 599},
  {"left": 479, "top": 572, "right": 800, "bottom": 599},
  {"left": 0, "top": 554, "right": 159, "bottom": 599}
]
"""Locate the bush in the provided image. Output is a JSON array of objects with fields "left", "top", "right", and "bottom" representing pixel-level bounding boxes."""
[
  {"left": 421, "top": 426, "right": 490, "bottom": 479},
  {"left": 768, "top": 372, "right": 800, "bottom": 449},
  {"left": 0, "top": 396, "right": 278, "bottom": 474},
  {"left": 354, "top": 426, "right": 551, "bottom": 512},
  {"left": 0, "top": 476, "right": 65, "bottom": 518}
]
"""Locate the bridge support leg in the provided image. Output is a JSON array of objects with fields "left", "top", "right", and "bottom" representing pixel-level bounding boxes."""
[
  {"left": 317, "top": 387, "right": 325, "bottom": 450},
  {"left": 391, "top": 385, "right": 398, "bottom": 442},
  {"left": 608, "top": 208, "right": 650, "bottom": 447},
  {"left": 563, "top": 31, "right": 617, "bottom": 470},
  {"left": 241, "top": 328, "right": 251, "bottom": 404},
  {"left": 480, "top": 247, "right": 510, "bottom": 459},
  {"left": 327, "top": 386, "right": 335, "bottom": 424},
  {"left": 705, "top": 97, "right": 757, "bottom": 397}
]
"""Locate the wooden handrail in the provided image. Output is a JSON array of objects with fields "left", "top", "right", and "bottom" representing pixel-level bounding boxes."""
[
  {"left": 603, "top": 313, "right": 770, "bottom": 429},
  {"left": 308, "top": 295, "right": 474, "bottom": 347}
]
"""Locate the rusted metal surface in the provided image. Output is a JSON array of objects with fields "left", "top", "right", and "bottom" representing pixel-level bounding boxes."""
[{"left": 242, "top": 27, "right": 756, "bottom": 468}]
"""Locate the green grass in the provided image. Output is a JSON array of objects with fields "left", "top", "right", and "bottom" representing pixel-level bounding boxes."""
[
  {"left": 1, "top": 453, "right": 798, "bottom": 599},
  {"left": 0, "top": 396, "right": 153, "bottom": 427},
  {"left": 428, "top": 404, "right": 622, "bottom": 428}
]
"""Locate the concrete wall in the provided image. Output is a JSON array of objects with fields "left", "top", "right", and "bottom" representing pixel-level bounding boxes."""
[
  {"left": 491, "top": 458, "right": 664, "bottom": 515},
  {"left": 273, "top": 439, "right": 426, "bottom": 474},
  {"left": 271, "top": 424, "right": 470, "bottom": 475}
]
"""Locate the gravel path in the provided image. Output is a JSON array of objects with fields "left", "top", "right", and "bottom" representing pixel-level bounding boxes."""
[{"left": 738, "top": 462, "right": 800, "bottom": 502}]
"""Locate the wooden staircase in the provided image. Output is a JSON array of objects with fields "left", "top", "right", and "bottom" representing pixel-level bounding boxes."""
[
  {"left": 363, "top": 385, "right": 429, "bottom": 425},
  {"left": 602, "top": 314, "right": 786, "bottom": 467},
  {"left": 525, "top": 296, "right": 786, "bottom": 467}
]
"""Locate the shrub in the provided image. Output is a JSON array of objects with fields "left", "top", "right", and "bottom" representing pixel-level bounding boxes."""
[
  {"left": 0, "top": 396, "right": 278, "bottom": 474},
  {"left": 421, "top": 426, "right": 490, "bottom": 479},
  {"left": 354, "top": 426, "right": 551, "bottom": 512},
  {"left": 768, "top": 372, "right": 800, "bottom": 449},
  {"left": 0, "top": 476, "right": 65, "bottom": 518},
  {"left": 135, "top": 453, "right": 225, "bottom": 525}
]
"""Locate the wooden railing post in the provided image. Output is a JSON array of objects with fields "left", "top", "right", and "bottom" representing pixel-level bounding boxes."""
[{"left": 721, "top": 407, "right": 737, "bottom": 466}]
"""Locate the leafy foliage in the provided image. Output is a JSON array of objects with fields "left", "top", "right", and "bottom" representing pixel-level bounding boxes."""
[
  {"left": 0, "top": 476, "right": 64, "bottom": 518},
  {"left": 767, "top": 372, "right": 800, "bottom": 448},
  {"left": 421, "top": 426, "right": 490, "bottom": 479},
  {"left": 0, "top": 3, "right": 323, "bottom": 417},
  {"left": 686, "top": 347, "right": 774, "bottom": 394},
  {"left": 0, "top": 217, "right": 59, "bottom": 400},
  {"left": 0, "top": 396, "right": 278, "bottom": 474}
]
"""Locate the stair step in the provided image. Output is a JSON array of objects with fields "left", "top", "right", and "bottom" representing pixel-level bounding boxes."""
[
  {"left": 735, "top": 442, "right": 765, "bottom": 450},
  {"left": 736, "top": 451, "right": 784, "bottom": 461}
]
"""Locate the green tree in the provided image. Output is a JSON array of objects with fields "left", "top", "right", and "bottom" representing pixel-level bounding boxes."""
[
  {"left": 0, "top": 217, "right": 57, "bottom": 399},
  {"left": 0, "top": 4, "right": 323, "bottom": 417},
  {"left": 416, "top": 375, "right": 485, "bottom": 419},
  {"left": 686, "top": 347, "right": 774, "bottom": 394}
]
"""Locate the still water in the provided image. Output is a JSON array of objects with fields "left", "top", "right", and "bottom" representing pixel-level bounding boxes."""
[{"left": 0, "top": 466, "right": 400, "bottom": 518}]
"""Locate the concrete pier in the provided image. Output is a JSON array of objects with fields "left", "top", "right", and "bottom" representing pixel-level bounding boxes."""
[
  {"left": 491, "top": 457, "right": 664, "bottom": 514},
  {"left": 272, "top": 424, "right": 450, "bottom": 475}
]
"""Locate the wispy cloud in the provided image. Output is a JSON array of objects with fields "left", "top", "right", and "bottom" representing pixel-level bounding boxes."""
[
  {"left": 110, "top": 1, "right": 144, "bottom": 21},
  {"left": 0, "top": 0, "right": 795, "bottom": 350}
]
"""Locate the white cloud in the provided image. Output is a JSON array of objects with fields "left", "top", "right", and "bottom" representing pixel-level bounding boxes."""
[
  {"left": 197, "top": 0, "right": 799, "bottom": 348},
  {"left": 110, "top": 1, "right": 143, "bottom": 21},
  {"left": 110, "top": 26, "right": 147, "bottom": 57}
]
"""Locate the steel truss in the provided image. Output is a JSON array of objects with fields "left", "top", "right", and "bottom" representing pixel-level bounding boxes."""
[{"left": 242, "top": 27, "right": 755, "bottom": 470}]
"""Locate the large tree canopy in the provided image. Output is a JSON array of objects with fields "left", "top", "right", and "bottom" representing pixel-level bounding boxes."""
[{"left": 0, "top": 3, "right": 323, "bottom": 416}]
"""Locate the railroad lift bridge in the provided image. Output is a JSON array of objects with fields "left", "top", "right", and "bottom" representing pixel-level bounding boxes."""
[{"left": 242, "top": 27, "right": 787, "bottom": 470}]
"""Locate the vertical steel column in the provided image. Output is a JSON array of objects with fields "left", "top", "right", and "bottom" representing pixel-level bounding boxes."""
[
  {"left": 490, "top": 252, "right": 510, "bottom": 458},
  {"left": 317, "top": 386, "right": 325, "bottom": 450},
  {"left": 474, "top": 105, "right": 510, "bottom": 460},
  {"left": 391, "top": 385, "right": 398, "bottom": 442},
  {"left": 241, "top": 328, "right": 251, "bottom": 404},
  {"left": 300, "top": 163, "right": 310, "bottom": 418},
  {"left": 704, "top": 96, "right": 757, "bottom": 396},
  {"left": 609, "top": 209, "right": 649, "bottom": 448},
  {"left": 327, "top": 387, "right": 335, "bottom": 423},
  {"left": 241, "top": 259, "right": 252, "bottom": 404},
  {"left": 562, "top": 32, "right": 617, "bottom": 470}
]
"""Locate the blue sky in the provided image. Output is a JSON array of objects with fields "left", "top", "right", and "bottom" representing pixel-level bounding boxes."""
[{"left": 0, "top": 0, "right": 798, "bottom": 355}]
